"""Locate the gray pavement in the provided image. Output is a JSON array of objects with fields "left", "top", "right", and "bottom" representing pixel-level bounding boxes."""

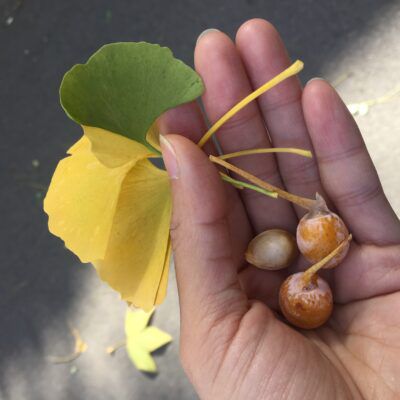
[{"left": 1, "top": 0, "right": 399, "bottom": 399}]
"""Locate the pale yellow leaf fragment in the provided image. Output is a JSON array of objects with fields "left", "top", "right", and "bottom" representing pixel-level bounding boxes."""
[
  {"left": 124, "top": 309, "right": 172, "bottom": 373},
  {"left": 125, "top": 308, "right": 155, "bottom": 337},
  {"left": 47, "top": 327, "right": 88, "bottom": 364},
  {"left": 347, "top": 85, "right": 400, "bottom": 117},
  {"left": 145, "top": 121, "right": 162, "bottom": 153},
  {"left": 126, "top": 342, "right": 157, "bottom": 373},
  {"left": 137, "top": 326, "right": 172, "bottom": 352}
]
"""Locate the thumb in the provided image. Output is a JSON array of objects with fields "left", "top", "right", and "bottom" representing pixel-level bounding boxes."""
[{"left": 159, "top": 134, "right": 247, "bottom": 338}]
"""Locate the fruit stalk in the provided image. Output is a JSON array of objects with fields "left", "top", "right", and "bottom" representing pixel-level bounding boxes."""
[
  {"left": 302, "top": 234, "right": 352, "bottom": 286},
  {"left": 210, "top": 155, "right": 315, "bottom": 210}
]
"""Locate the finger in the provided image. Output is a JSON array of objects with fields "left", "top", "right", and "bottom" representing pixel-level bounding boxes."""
[
  {"left": 195, "top": 29, "right": 297, "bottom": 233},
  {"left": 303, "top": 79, "right": 400, "bottom": 244},
  {"left": 160, "top": 133, "right": 249, "bottom": 341},
  {"left": 159, "top": 101, "right": 253, "bottom": 270},
  {"left": 236, "top": 19, "right": 326, "bottom": 218},
  {"left": 158, "top": 101, "right": 215, "bottom": 155},
  {"left": 333, "top": 242, "right": 400, "bottom": 303}
]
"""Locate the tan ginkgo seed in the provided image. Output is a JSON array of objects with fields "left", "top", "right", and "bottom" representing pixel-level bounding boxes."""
[{"left": 245, "top": 229, "right": 298, "bottom": 270}]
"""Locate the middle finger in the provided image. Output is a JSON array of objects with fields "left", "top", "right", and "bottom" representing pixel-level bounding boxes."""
[
  {"left": 236, "top": 19, "right": 327, "bottom": 218},
  {"left": 195, "top": 29, "right": 297, "bottom": 233}
]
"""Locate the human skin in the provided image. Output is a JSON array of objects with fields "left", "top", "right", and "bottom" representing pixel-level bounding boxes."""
[{"left": 159, "top": 19, "right": 400, "bottom": 399}]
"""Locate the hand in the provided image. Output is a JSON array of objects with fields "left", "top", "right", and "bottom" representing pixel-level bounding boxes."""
[{"left": 159, "top": 19, "right": 400, "bottom": 400}]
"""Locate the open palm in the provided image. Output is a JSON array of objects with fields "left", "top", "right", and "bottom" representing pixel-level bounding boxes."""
[{"left": 159, "top": 19, "right": 400, "bottom": 399}]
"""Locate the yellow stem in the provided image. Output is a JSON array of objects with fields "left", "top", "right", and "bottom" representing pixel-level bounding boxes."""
[
  {"left": 210, "top": 155, "right": 315, "bottom": 210},
  {"left": 302, "top": 234, "right": 352, "bottom": 286},
  {"left": 219, "top": 147, "right": 312, "bottom": 160},
  {"left": 198, "top": 60, "right": 304, "bottom": 147}
]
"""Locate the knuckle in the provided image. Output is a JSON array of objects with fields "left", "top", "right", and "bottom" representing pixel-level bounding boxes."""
[
  {"left": 282, "top": 159, "right": 320, "bottom": 187},
  {"left": 263, "top": 93, "right": 301, "bottom": 114},
  {"left": 217, "top": 108, "right": 259, "bottom": 134},
  {"left": 318, "top": 144, "right": 365, "bottom": 166},
  {"left": 333, "top": 183, "right": 383, "bottom": 208}
]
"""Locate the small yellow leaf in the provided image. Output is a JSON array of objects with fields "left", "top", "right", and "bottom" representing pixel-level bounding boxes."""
[
  {"left": 126, "top": 340, "right": 157, "bottom": 373},
  {"left": 125, "top": 308, "right": 154, "bottom": 338},
  {"left": 72, "top": 327, "right": 88, "bottom": 354},
  {"left": 137, "top": 326, "right": 172, "bottom": 352},
  {"left": 123, "top": 309, "right": 172, "bottom": 373},
  {"left": 47, "top": 326, "right": 88, "bottom": 364}
]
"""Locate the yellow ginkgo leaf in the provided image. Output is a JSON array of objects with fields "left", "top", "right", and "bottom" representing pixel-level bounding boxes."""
[
  {"left": 126, "top": 342, "right": 157, "bottom": 373},
  {"left": 125, "top": 308, "right": 155, "bottom": 337},
  {"left": 94, "top": 158, "right": 171, "bottom": 310},
  {"left": 44, "top": 135, "right": 139, "bottom": 262},
  {"left": 83, "top": 126, "right": 154, "bottom": 168},
  {"left": 154, "top": 236, "right": 171, "bottom": 306},
  {"left": 124, "top": 309, "right": 172, "bottom": 373},
  {"left": 137, "top": 326, "right": 172, "bottom": 352},
  {"left": 44, "top": 128, "right": 171, "bottom": 309},
  {"left": 145, "top": 121, "right": 162, "bottom": 153}
]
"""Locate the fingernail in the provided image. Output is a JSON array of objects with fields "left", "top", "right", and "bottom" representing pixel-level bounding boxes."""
[
  {"left": 307, "top": 77, "right": 325, "bottom": 84},
  {"left": 197, "top": 28, "right": 220, "bottom": 44},
  {"left": 160, "top": 135, "right": 179, "bottom": 179}
]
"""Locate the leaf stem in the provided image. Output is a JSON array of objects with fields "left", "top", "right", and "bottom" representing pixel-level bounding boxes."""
[
  {"left": 198, "top": 60, "right": 304, "bottom": 147},
  {"left": 220, "top": 172, "right": 278, "bottom": 198},
  {"left": 219, "top": 147, "right": 312, "bottom": 160},
  {"left": 302, "top": 234, "right": 352, "bottom": 286},
  {"left": 210, "top": 155, "right": 315, "bottom": 210}
]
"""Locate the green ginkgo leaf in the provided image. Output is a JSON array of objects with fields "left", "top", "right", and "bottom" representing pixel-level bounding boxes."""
[{"left": 60, "top": 42, "right": 204, "bottom": 153}]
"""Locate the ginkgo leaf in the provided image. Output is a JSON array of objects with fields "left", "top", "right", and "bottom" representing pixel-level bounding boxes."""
[
  {"left": 94, "top": 158, "right": 172, "bottom": 310},
  {"left": 44, "top": 135, "right": 141, "bottom": 262},
  {"left": 83, "top": 125, "right": 153, "bottom": 167},
  {"left": 124, "top": 309, "right": 172, "bottom": 373},
  {"left": 154, "top": 236, "right": 171, "bottom": 306},
  {"left": 125, "top": 308, "right": 155, "bottom": 338},
  {"left": 126, "top": 341, "right": 157, "bottom": 373},
  {"left": 60, "top": 42, "right": 204, "bottom": 153},
  {"left": 137, "top": 326, "right": 172, "bottom": 352}
]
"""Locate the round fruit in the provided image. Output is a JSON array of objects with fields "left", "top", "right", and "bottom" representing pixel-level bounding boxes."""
[
  {"left": 297, "top": 194, "right": 349, "bottom": 269},
  {"left": 279, "top": 272, "right": 333, "bottom": 329},
  {"left": 245, "top": 229, "right": 298, "bottom": 270}
]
